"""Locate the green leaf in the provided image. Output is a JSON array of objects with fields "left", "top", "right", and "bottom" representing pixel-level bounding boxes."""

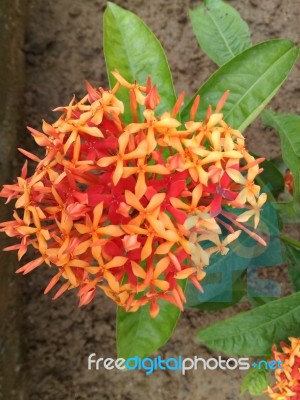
[
  {"left": 250, "top": 296, "right": 275, "bottom": 308},
  {"left": 262, "top": 110, "right": 300, "bottom": 202},
  {"left": 189, "top": 0, "right": 251, "bottom": 66},
  {"left": 255, "top": 158, "right": 285, "bottom": 199},
  {"left": 241, "top": 368, "right": 269, "bottom": 396},
  {"left": 251, "top": 153, "right": 284, "bottom": 199},
  {"left": 285, "top": 244, "right": 300, "bottom": 291},
  {"left": 276, "top": 201, "right": 300, "bottom": 223},
  {"left": 103, "top": 2, "right": 176, "bottom": 123},
  {"left": 271, "top": 156, "right": 288, "bottom": 176},
  {"left": 280, "top": 235, "right": 300, "bottom": 250},
  {"left": 117, "top": 298, "right": 182, "bottom": 359},
  {"left": 197, "top": 292, "right": 300, "bottom": 356},
  {"left": 181, "top": 40, "right": 299, "bottom": 132},
  {"left": 262, "top": 112, "right": 300, "bottom": 157}
]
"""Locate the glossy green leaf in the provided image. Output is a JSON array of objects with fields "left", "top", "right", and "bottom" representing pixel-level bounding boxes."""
[
  {"left": 241, "top": 368, "right": 269, "bottom": 396},
  {"left": 189, "top": 0, "right": 251, "bottom": 66},
  {"left": 181, "top": 40, "right": 299, "bottom": 132},
  {"left": 197, "top": 292, "right": 300, "bottom": 356},
  {"left": 117, "top": 298, "right": 182, "bottom": 359},
  {"left": 103, "top": 2, "right": 176, "bottom": 123},
  {"left": 262, "top": 112, "right": 300, "bottom": 157},
  {"left": 285, "top": 244, "right": 300, "bottom": 291},
  {"left": 256, "top": 158, "right": 285, "bottom": 199},
  {"left": 262, "top": 110, "right": 300, "bottom": 202}
]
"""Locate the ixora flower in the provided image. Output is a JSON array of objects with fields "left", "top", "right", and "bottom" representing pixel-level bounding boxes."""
[
  {"left": 0, "top": 71, "right": 266, "bottom": 318},
  {"left": 266, "top": 337, "right": 300, "bottom": 399}
]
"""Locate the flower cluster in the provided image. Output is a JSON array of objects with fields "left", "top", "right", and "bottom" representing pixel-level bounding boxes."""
[
  {"left": 0, "top": 71, "right": 266, "bottom": 317},
  {"left": 266, "top": 337, "right": 300, "bottom": 399}
]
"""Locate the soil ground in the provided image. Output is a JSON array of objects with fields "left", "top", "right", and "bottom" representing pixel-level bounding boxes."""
[{"left": 3, "top": 0, "right": 300, "bottom": 399}]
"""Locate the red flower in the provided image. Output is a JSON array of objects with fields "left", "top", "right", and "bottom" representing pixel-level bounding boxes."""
[
  {"left": 0, "top": 71, "right": 265, "bottom": 317},
  {"left": 266, "top": 337, "right": 300, "bottom": 400}
]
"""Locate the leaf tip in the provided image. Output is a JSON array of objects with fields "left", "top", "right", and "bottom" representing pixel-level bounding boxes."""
[{"left": 106, "top": 1, "right": 121, "bottom": 13}]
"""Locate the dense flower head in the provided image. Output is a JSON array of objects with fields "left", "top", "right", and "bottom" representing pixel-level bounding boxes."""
[
  {"left": 267, "top": 337, "right": 300, "bottom": 399},
  {"left": 0, "top": 70, "right": 266, "bottom": 317}
]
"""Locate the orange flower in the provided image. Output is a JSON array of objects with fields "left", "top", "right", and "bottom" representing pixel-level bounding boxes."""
[
  {"left": 122, "top": 158, "right": 170, "bottom": 199},
  {"left": 266, "top": 337, "right": 300, "bottom": 400},
  {"left": 0, "top": 71, "right": 266, "bottom": 317},
  {"left": 97, "top": 131, "right": 148, "bottom": 185}
]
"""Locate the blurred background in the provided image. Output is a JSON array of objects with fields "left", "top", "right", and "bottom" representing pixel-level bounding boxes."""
[{"left": 0, "top": 1, "right": 299, "bottom": 399}]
